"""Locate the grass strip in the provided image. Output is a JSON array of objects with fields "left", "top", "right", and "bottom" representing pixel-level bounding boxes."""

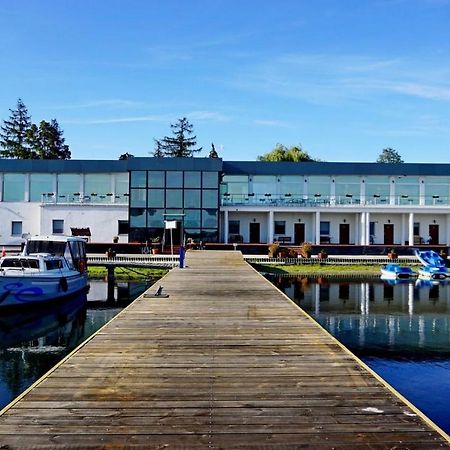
[
  {"left": 88, "top": 266, "right": 168, "bottom": 280},
  {"left": 252, "top": 263, "right": 388, "bottom": 275}
]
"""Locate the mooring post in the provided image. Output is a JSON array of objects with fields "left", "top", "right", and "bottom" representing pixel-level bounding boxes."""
[{"left": 107, "top": 265, "right": 115, "bottom": 301}]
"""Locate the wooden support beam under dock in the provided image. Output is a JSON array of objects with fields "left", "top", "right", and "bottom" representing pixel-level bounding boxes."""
[{"left": 0, "top": 251, "right": 449, "bottom": 449}]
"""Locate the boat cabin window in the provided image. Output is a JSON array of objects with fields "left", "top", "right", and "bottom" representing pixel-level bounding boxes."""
[
  {"left": 26, "top": 240, "right": 66, "bottom": 256},
  {"left": 45, "top": 259, "right": 63, "bottom": 270},
  {"left": 1, "top": 258, "right": 40, "bottom": 269}
]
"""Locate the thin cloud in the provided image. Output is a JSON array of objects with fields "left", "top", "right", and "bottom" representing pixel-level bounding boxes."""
[
  {"left": 65, "top": 111, "right": 230, "bottom": 125},
  {"left": 53, "top": 99, "right": 144, "bottom": 110},
  {"left": 253, "top": 119, "right": 292, "bottom": 128},
  {"left": 232, "top": 53, "right": 450, "bottom": 105}
]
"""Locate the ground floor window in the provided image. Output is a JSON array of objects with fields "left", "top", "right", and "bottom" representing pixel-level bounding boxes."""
[
  {"left": 320, "top": 221, "right": 330, "bottom": 235},
  {"left": 118, "top": 220, "right": 129, "bottom": 235},
  {"left": 11, "top": 221, "right": 22, "bottom": 236},
  {"left": 52, "top": 219, "right": 64, "bottom": 234},
  {"left": 274, "top": 220, "right": 286, "bottom": 235},
  {"left": 229, "top": 220, "right": 240, "bottom": 234}
]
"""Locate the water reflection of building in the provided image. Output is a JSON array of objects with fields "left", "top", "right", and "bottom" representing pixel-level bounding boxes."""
[{"left": 271, "top": 276, "right": 450, "bottom": 355}]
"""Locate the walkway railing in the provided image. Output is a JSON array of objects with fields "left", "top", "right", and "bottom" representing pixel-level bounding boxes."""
[
  {"left": 244, "top": 254, "right": 420, "bottom": 265},
  {"left": 88, "top": 254, "right": 179, "bottom": 267}
]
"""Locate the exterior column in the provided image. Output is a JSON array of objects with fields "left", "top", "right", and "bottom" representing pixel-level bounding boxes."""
[
  {"left": 24, "top": 173, "right": 30, "bottom": 202},
  {"left": 359, "top": 212, "right": 365, "bottom": 245},
  {"left": 223, "top": 210, "right": 229, "bottom": 244},
  {"left": 365, "top": 211, "right": 370, "bottom": 246},
  {"left": 268, "top": 210, "right": 274, "bottom": 243},
  {"left": 315, "top": 211, "right": 320, "bottom": 245},
  {"left": 408, "top": 213, "right": 414, "bottom": 246},
  {"left": 0, "top": 173, "right": 3, "bottom": 202},
  {"left": 446, "top": 214, "right": 450, "bottom": 246},
  {"left": 419, "top": 178, "right": 425, "bottom": 206},
  {"left": 389, "top": 177, "right": 395, "bottom": 205}
]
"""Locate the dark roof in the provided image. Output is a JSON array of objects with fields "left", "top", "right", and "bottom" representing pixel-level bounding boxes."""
[
  {"left": 0, "top": 157, "right": 223, "bottom": 173},
  {"left": 223, "top": 161, "right": 449, "bottom": 176}
]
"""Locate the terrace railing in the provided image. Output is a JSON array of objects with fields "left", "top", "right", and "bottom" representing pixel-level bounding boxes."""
[{"left": 221, "top": 194, "right": 450, "bottom": 207}]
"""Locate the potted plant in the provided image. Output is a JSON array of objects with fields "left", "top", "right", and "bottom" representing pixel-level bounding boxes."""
[
  {"left": 278, "top": 246, "right": 289, "bottom": 258},
  {"left": 300, "top": 242, "right": 312, "bottom": 258},
  {"left": 388, "top": 248, "right": 398, "bottom": 259},
  {"left": 112, "top": 236, "right": 119, "bottom": 243},
  {"left": 318, "top": 249, "right": 328, "bottom": 260},
  {"left": 268, "top": 243, "right": 279, "bottom": 258},
  {"left": 151, "top": 236, "right": 161, "bottom": 254}
]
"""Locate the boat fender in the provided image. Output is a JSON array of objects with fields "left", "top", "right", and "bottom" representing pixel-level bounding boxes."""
[{"left": 60, "top": 276, "right": 68, "bottom": 292}]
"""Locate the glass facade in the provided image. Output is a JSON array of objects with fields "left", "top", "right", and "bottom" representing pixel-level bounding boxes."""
[
  {"left": 128, "top": 169, "right": 220, "bottom": 243},
  {"left": 3, "top": 174, "right": 25, "bottom": 202},
  {"left": 30, "top": 174, "right": 53, "bottom": 202}
]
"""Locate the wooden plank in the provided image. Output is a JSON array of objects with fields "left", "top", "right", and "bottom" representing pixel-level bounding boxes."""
[{"left": 0, "top": 250, "right": 448, "bottom": 449}]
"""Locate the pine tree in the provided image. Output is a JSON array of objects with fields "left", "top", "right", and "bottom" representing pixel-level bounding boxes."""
[
  {"left": 152, "top": 139, "right": 164, "bottom": 157},
  {"left": 154, "top": 117, "right": 202, "bottom": 157},
  {"left": 0, "top": 98, "right": 32, "bottom": 158},
  {"left": 26, "top": 119, "right": 71, "bottom": 160}
]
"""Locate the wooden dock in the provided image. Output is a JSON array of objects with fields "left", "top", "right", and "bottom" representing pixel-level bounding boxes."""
[{"left": 0, "top": 251, "right": 449, "bottom": 449}]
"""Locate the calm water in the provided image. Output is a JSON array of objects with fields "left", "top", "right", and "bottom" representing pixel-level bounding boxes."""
[
  {"left": 266, "top": 274, "right": 450, "bottom": 434},
  {"left": 0, "top": 279, "right": 151, "bottom": 410}
]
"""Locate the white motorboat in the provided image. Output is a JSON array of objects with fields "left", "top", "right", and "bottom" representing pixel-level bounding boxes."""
[{"left": 0, "top": 235, "right": 89, "bottom": 308}]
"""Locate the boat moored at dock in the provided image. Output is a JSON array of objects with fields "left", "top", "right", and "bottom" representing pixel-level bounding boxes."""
[
  {"left": 380, "top": 263, "right": 416, "bottom": 279},
  {"left": 0, "top": 235, "right": 89, "bottom": 308}
]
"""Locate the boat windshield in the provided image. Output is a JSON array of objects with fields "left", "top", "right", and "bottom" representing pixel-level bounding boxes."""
[
  {"left": 26, "top": 240, "right": 66, "bottom": 256},
  {"left": 1, "top": 258, "right": 39, "bottom": 269}
]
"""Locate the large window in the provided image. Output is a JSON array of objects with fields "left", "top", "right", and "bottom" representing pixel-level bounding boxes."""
[
  {"left": 395, "top": 176, "right": 419, "bottom": 204},
  {"left": 147, "top": 189, "right": 164, "bottom": 208},
  {"left": 130, "top": 188, "right": 146, "bottom": 207},
  {"left": 3, "top": 174, "right": 25, "bottom": 202},
  {"left": 130, "top": 171, "right": 146, "bottom": 188},
  {"left": 424, "top": 176, "right": 450, "bottom": 205},
  {"left": 202, "top": 190, "right": 218, "bottom": 208},
  {"left": 334, "top": 176, "right": 361, "bottom": 201},
  {"left": 252, "top": 175, "right": 276, "bottom": 195},
  {"left": 307, "top": 176, "right": 331, "bottom": 198},
  {"left": 279, "top": 175, "right": 303, "bottom": 196},
  {"left": 30, "top": 174, "right": 53, "bottom": 202},
  {"left": 365, "top": 176, "right": 390, "bottom": 202},
  {"left": 57, "top": 174, "right": 81, "bottom": 200},
  {"left": 128, "top": 167, "right": 220, "bottom": 243}
]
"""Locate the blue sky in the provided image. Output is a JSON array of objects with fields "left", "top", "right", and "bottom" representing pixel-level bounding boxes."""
[{"left": 1, "top": 0, "right": 450, "bottom": 162}]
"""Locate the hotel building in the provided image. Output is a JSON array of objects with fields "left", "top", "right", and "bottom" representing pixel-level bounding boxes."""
[{"left": 1, "top": 157, "right": 449, "bottom": 248}]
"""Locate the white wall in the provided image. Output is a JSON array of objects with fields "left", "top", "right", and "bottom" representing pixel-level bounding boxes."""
[
  {"left": 40, "top": 205, "right": 129, "bottom": 242},
  {"left": 0, "top": 202, "right": 41, "bottom": 244}
]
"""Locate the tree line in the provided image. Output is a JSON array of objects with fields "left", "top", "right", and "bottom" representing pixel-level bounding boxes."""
[
  {"left": 0, "top": 99, "right": 70, "bottom": 159},
  {"left": 0, "top": 99, "right": 404, "bottom": 163}
]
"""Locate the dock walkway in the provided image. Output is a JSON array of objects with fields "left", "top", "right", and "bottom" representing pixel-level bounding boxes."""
[{"left": 0, "top": 251, "right": 449, "bottom": 449}]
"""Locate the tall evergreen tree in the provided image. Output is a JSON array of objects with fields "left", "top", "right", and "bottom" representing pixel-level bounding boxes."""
[
  {"left": 26, "top": 119, "right": 71, "bottom": 160},
  {"left": 154, "top": 117, "right": 202, "bottom": 157},
  {"left": 152, "top": 139, "right": 164, "bottom": 157},
  {"left": 0, "top": 98, "right": 32, "bottom": 158}
]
